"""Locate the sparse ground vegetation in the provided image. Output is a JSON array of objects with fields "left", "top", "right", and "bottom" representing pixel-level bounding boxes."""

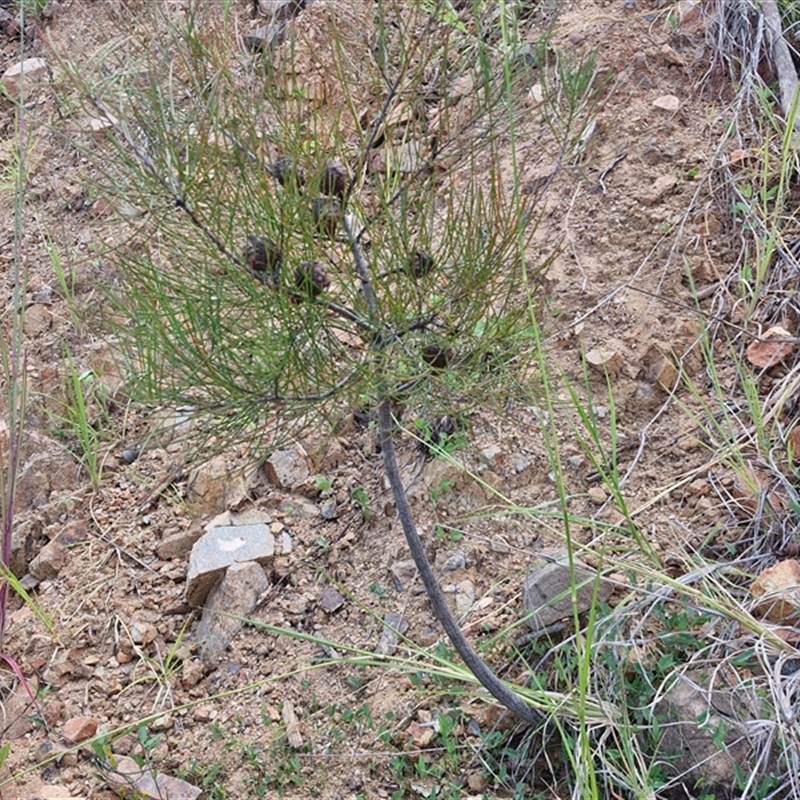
[{"left": 4, "top": 1, "right": 800, "bottom": 798}]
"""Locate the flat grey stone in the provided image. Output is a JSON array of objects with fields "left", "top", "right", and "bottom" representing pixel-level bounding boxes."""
[
  {"left": 319, "top": 586, "right": 345, "bottom": 613},
  {"left": 196, "top": 561, "right": 269, "bottom": 666},
  {"left": 376, "top": 612, "right": 408, "bottom": 656},
  {"left": 187, "top": 524, "right": 275, "bottom": 607},
  {"left": 264, "top": 443, "right": 309, "bottom": 489},
  {"left": 522, "top": 555, "right": 613, "bottom": 631}
]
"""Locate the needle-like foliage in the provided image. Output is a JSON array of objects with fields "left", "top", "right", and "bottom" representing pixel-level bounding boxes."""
[{"left": 64, "top": 0, "right": 552, "bottom": 722}]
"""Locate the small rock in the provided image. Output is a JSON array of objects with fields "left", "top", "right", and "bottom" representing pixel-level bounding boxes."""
[
  {"left": 121, "top": 447, "right": 140, "bottom": 464},
  {"left": 389, "top": 559, "right": 418, "bottom": 592},
  {"left": 52, "top": 518, "right": 90, "bottom": 546},
  {"left": 752, "top": 560, "right": 800, "bottom": 624},
  {"left": 417, "top": 626, "right": 439, "bottom": 647},
  {"left": 157, "top": 525, "right": 203, "bottom": 561},
  {"left": 28, "top": 540, "right": 67, "bottom": 581},
  {"left": 584, "top": 346, "right": 623, "bottom": 375},
  {"left": 385, "top": 139, "right": 425, "bottom": 174},
  {"left": 642, "top": 138, "right": 662, "bottom": 164},
  {"left": 660, "top": 43, "right": 685, "bottom": 66},
  {"left": 150, "top": 713, "right": 173, "bottom": 732},
  {"left": 243, "top": 24, "right": 278, "bottom": 52},
  {"left": 129, "top": 619, "right": 158, "bottom": 647},
  {"left": 1, "top": 57, "right": 48, "bottom": 97},
  {"left": 746, "top": 324, "right": 795, "bottom": 369},
  {"left": 480, "top": 444, "right": 502, "bottom": 469},
  {"left": 512, "top": 455, "right": 531, "bottom": 473},
  {"left": 30, "top": 287, "right": 53, "bottom": 303},
  {"left": 652, "top": 94, "right": 680, "bottom": 112},
  {"left": 448, "top": 579, "right": 475, "bottom": 618},
  {"left": 2, "top": 683, "right": 36, "bottom": 739},
  {"left": 640, "top": 346, "right": 679, "bottom": 392},
  {"left": 195, "top": 561, "right": 269, "bottom": 666},
  {"left": 376, "top": 612, "right": 409, "bottom": 656},
  {"left": 656, "top": 671, "right": 764, "bottom": 789},
  {"left": 441, "top": 551, "right": 467, "bottom": 572},
  {"left": 282, "top": 496, "right": 320, "bottom": 519},
  {"left": 686, "top": 479, "right": 710, "bottom": 496},
  {"left": 62, "top": 715, "right": 98, "bottom": 743},
  {"left": 320, "top": 498, "right": 338, "bottom": 520},
  {"left": 282, "top": 700, "right": 304, "bottom": 749},
  {"left": 405, "top": 720, "right": 435, "bottom": 747},
  {"left": 467, "top": 771, "right": 489, "bottom": 792},
  {"left": 185, "top": 455, "right": 229, "bottom": 516},
  {"left": 23, "top": 304, "right": 53, "bottom": 336},
  {"left": 319, "top": 586, "right": 345, "bottom": 613},
  {"left": 105, "top": 754, "right": 201, "bottom": 800},
  {"left": 639, "top": 174, "right": 678, "bottom": 206},
  {"left": 187, "top": 524, "right": 275, "bottom": 607},
  {"left": 677, "top": 435, "right": 703, "bottom": 452},
  {"left": 264, "top": 443, "right": 309, "bottom": 489},
  {"left": 587, "top": 486, "right": 607, "bottom": 505},
  {"left": 232, "top": 507, "right": 273, "bottom": 526},
  {"left": 522, "top": 554, "right": 613, "bottom": 631},
  {"left": 677, "top": 0, "right": 701, "bottom": 25},
  {"left": 181, "top": 659, "right": 206, "bottom": 689}
]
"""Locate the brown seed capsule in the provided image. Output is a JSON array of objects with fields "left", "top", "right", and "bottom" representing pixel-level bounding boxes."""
[
  {"left": 267, "top": 155, "right": 306, "bottom": 189},
  {"left": 244, "top": 234, "right": 282, "bottom": 286},
  {"left": 422, "top": 345, "right": 453, "bottom": 370},
  {"left": 312, "top": 197, "right": 342, "bottom": 239},
  {"left": 409, "top": 248, "right": 434, "bottom": 278},
  {"left": 319, "top": 158, "right": 349, "bottom": 199},
  {"left": 294, "top": 260, "right": 330, "bottom": 298}
]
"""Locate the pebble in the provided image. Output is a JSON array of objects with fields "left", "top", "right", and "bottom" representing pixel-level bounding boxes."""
[
  {"left": 441, "top": 551, "right": 467, "bottom": 572},
  {"left": 121, "top": 447, "right": 140, "bottom": 464},
  {"left": 376, "top": 612, "right": 408, "bottom": 656},
  {"left": 129, "top": 619, "right": 157, "bottom": 646},
  {"left": 416, "top": 626, "right": 439, "bottom": 647},
  {"left": 587, "top": 486, "right": 608, "bottom": 504},
  {"left": 319, "top": 585, "right": 345, "bottom": 613},
  {"left": 62, "top": 715, "right": 99, "bottom": 743},
  {"left": 0, "top": 57, "right": 48, "bottom": 96},
  {"left": 320, "top": 498, "right": 338, "bottom": 520}
]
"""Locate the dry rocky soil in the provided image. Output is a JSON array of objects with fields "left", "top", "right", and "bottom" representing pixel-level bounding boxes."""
[{"left": 0, "top": 0, "right": 789, "bottom": 798}]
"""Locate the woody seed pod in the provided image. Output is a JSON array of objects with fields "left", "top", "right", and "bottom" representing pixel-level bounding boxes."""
[
  {"left": 267, "top": 154, "right": 306, "bottom": 189},
  {"left": 422, "top": 345, "right": 453, "bottom": 370},
  {"left": 319, "top": 158, "right": 349, "bottom": 199},
  {"left": 409, "top": 248, "right": 434, "bottom": 278},
  {"left": 294, "top": 260, "right": 331, "bottom": 298},
  {"left": 312, "top": 197, "right": 342, "bottom": 239},
  {"left": 244, "top": 234, "right": 282, "bottom": 286}
]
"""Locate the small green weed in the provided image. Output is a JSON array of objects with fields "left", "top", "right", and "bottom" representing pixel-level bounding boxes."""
[
  {"left": 435, "top": 525, "right": 463, "bottom": 544},
  {"left": 351, "top": 486, "right": 371, "bottom": 520},
  {"left": 413, "top": 417, "right": 467, "bottom": 455},
  {"left": 314, "top": 476, "right": 332, "bottom": 491},
  {"left": 429, "top": 478, "right": 456, "bottom": 503},
  {"left": 51, "top": 355, "right": 115, "bottom": 491}
]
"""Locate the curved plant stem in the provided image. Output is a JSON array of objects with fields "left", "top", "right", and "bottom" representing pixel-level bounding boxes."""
[
  {"left": 342, "top": 212, "right": 541, "bottom": 724},
  {"left": 377, "top": 400, "right": 542, "bottom": 726}
]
